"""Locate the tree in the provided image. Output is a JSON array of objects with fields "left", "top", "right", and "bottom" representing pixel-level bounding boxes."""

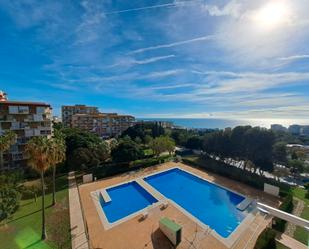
[
  {"left": 288, "top": 159, "right": 304, "bottom": 175},
  {"left": 164, "top": 137, "right": 175, "bottom": 155},
  {"left": 111, "top": 139, "right": 143, "bottom": 162},
  {"left": 134, "top": 136, "right": 142, "bottom": 144},
  {"left": 0, "top": 186, "right": 21, "bottom": 224},
  {"left": 67, "top": 147, "right": 93, "bottom": 170},
  {"left": 0, "top": 172, "right": 22, "bottom": 224},
  {"left": 89, "top": 141, "right": 110, "bottom": 163},
  {"left": 186, "top": 136, "right": 203, "bottom": 150},
  {"left": 144, "top": 135, "right": 153, "bottom": 145},
  {"left": 0, "top": 131, "right": 17, "bottom": 170},
  {"left": 50, "top": 131, "right": 66, "bottom": 206},
  {"left": 25, "top": 136, "right": 52, "bottom": 240},
  {"left": 272, "top": 142, "right": 287, "bottom": 165},
  {"left": 149, "top": 136, "right": 175, "bottom": 157}
]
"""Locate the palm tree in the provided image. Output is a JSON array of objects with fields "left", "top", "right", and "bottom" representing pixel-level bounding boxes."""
[
  {"left": 50, "top": 131, "right": 66, "bottom": 206},
  {"left": 0, "top": 131, "right": 17, "bottom": 171},
  {"left": 25, "top": 136, "right": 52, "bottom": 240}
]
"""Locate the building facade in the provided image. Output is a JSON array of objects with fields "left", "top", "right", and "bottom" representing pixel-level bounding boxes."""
[
  {"left": 271, "top": 124, "right": 287, "bottom": 132},
  {"left": 0, "top": 93, "right": 52, "bottom": 169},
  {"left": 62, "top": 104, "right": 99, "bottom": 127},
  {"left": 71, "top": 112, "right": 135, "bottom": 137}
]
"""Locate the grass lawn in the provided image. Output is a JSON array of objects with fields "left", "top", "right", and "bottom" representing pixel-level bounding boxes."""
[
  {"left": 292, "top": 187, "right": 309, "bottom": 246},
  {"left": 0, "top": 174, "right": 71, "bottom": 249},
  {"left": 275, "top": 241, "right": 290, "bottom": 249}
]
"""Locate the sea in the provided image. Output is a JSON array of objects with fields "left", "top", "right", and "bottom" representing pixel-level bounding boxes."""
[{"left": 137, "top": 118, "right": 309, "bottom": 130}]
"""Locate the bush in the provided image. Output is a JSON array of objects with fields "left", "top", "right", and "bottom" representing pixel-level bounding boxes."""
[
  {"left": 272, "top": 192, "right": 293, "bottom": 232},
  {"left": 254, "top": 228, "right": 276, "bottom": 249},
  {"left": 81, "top": 155, "right": 173, "bottom": 181},
  {"left": 182, "top": 156, "right": 290, "bottom": 195}
]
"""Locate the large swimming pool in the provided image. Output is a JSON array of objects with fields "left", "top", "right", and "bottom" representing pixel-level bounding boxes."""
[
  {"left": 144, "top": 168, "right": 246, "bottom": 238},
  {"left": 99, "top": 181, "right": 157, "bottom": 223}
]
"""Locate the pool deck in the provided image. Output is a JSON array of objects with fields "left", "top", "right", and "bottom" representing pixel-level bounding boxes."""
[{"left": 78, "top": 162, "right": 280, "bottom": 249}]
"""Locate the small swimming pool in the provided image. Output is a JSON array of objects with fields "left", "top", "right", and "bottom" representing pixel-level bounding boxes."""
[
  {"left": 144, "top": 168, "right": 246, "bottom": 238},
  {"left": 99, "top": 181, "right": 157, "bottom": 223}
]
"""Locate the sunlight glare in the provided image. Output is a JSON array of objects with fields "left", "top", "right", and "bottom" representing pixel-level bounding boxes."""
[{"left": 254, "top": 1, "right": 290, "bottom": 29}]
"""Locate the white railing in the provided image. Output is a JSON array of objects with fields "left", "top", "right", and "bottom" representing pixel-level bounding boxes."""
[{"left": 257, "top": 202, "right": 309, "bottom": 229}]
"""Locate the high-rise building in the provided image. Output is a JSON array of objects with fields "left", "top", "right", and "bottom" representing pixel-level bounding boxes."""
[
  {"left": 71, "top": 112, "right": 135, "bottom": 137},
  {"left": 300, "top": 126, "right": 309, "bottom": 136},
  {"left": 61, "top": 104, "right": 99, "bottom": 127},
  {"left": 288, "top": 124, "right": 302, "bottom": 135},
  {"left": 270, "top": 124, "right": 287, "bottom": 132},
  {"left": 0, "top": 93, "right": 52, "bottom": 169}
]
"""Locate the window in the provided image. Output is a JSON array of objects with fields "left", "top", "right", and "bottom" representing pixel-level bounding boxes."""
[
  {"left": 36, "top": 106, "right": 45, "bottom": 114},
  {"left": 18, "top": 106, "right": 29, "bottom": 114},
  {"left": 8, "top": 106, "right": 18, "bottom": 114}
]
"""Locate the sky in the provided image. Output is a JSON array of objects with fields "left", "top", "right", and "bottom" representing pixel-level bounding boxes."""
[{"left": 0, "top": 0, "right": 309, "bottom": 121}]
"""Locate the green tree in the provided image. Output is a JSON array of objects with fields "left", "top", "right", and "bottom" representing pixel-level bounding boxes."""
[
  {"left": 0, "top": 186, "right": 21, "bottom": 224},
  {"left": 272, "top": 142, "right": 287, "bottom": 164},
  {"left": 186, "top": 136, "right": 203, "bottom": 150},
  {"left": 67, "top": 147, "right": 93, "bottom": 170},
  {"left": 150, "top": 136, "right": 175, "bottom": 157},
  {"left": 89, "top": 141, "right": 110, "bottom": 163},
  {"left": 111, "top": 139, "right": 143, "bottom": 162},
  {"left": 25, "top": 136, "right": 52, "bottom": 240},
  {"left": 0, "top": 131, "right": 17, "bottom": 170},
  {"left": 288, "top": 159, "right": 304, "bottom": 175},
  {"left": 144, "top": 135, "right": 153, "bottom": 145},
  {"left": 50, "top": 131, "right": 66, "bottom": 206},
  {"left": 134, "top": 136, "right": 142, "bottom": 144}
]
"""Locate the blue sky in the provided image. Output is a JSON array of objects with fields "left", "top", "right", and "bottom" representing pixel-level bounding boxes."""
[{"left": 0, "top": 0, "right": 309, "bottom": 120}]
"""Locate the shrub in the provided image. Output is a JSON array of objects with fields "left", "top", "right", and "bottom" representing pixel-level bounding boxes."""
[
  {"left": 82, "top": 155, "right": 173, "bottom": 181},
  {"left": 272, "top": 192, "right": 293, "bottom": 232},
  {"left": 0, "top": 185, "right": 21, "bottom": 223},
  {"left": 254, "top": 228, "right": 276, "bottom": 249}
]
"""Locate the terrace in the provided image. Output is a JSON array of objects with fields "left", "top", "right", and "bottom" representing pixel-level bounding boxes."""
[{"left": 78, "top": 162, "right": 280, "bottom": 249}]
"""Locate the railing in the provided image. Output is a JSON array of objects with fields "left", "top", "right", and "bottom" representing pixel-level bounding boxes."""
[{"left": 257, "top": 202, "right": 309, "bottom": 229}]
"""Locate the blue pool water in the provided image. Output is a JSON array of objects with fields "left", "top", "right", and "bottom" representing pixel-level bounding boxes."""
[
  {"left": 100, "top": 181, "right": 157, "bottom": 223},
  {"left": 144, "top": 168, "right": 246, "bottom": 237}
]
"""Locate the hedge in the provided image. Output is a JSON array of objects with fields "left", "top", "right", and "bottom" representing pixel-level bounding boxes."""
[
  {"left": 79, "top": 155, "right": 173, "bottom": 181},
  {"left": 254, "top": 228, "right": 277, "bottom": 249},
  {"left": 272, "top": 192, "right": 294, "bottom": 232},
  {"left": 182, "top": 156, "right": 290, "bottom": 196}
]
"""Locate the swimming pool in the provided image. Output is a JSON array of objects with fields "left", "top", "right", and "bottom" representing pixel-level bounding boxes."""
[
  {"left": 99, "top": 181, "right": 158, "bottom": 223},
  {"left": 144, "top": 168, "right": 246, "bottom": 238}
]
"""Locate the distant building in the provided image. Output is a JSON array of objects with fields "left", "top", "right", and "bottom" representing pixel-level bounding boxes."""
[
  {"left": 271, "top": 124, "right": 287, "bottom": 132},
  {"left": 52, "top": 116, "right": 61, "bottom": 123},
  {"left": 71, "top": 113, "right": 135, "bottom": 137},
  {"left": 288, "top": 124, "right": 302, "bottom": 135},
  {"left": 300, "top": 126, "right": 309, "bottom": 136},
  {"left": 61, "top": 104, "right": 99, "bottom": 127},
  {"left": 0, "top": 92, "right": 52, "bottom": 169},
  {"left": 138, "top": 120, "right": 174, "bottom": 129}
]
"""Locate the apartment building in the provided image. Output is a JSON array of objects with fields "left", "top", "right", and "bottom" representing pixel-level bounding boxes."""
[
  {"left": 0, "top": 92, "right": 52, "bottom": 169},
  {"left": 71, "top": 112, "right": 135, "bottom": 137},
  {"left": 62, "top": 104, "right": 99, "bottom": 127}
]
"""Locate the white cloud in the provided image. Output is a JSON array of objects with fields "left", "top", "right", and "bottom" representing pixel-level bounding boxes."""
[
  {"left": 279, "top": 54, "right": 309, "bottom": 61},
  {"left": 108, "top": 55, "right": 176, "bottom": 68},
  {"left": 129, "top": 35, "right": 215, "bottom": 54}
]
